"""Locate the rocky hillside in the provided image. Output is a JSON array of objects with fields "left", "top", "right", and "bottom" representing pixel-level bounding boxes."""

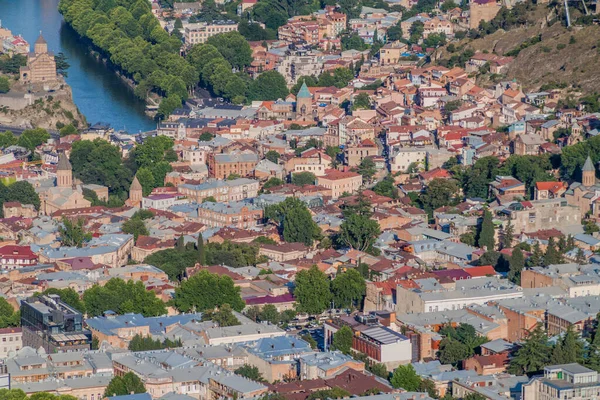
[
  {"left": 0, "top": 91, "right": 86, "bottom": 130},
  {"left": 436, "top": 3, "right": 600, "bottom": 95}
]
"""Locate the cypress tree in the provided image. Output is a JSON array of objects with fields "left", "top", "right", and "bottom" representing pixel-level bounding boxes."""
[
  {"left": 508, "top": 247, "right": 525, "bottom": 284},
  {"left": 176, "top": 234, "right": 184, "bottom": 250},
  {"left": 477, "top": 210, "right": 495, "bottom": 251},
  {"left": 543, "top": 237, "right": 562, "bottom": 266},
  {"left": 528, "top": 242, "right": 543, "bottom": 267},
  {"left": 197, "top": 234, "right": 206, "bottom": 265},
  {"left": 502, "top": 220, "right": 514, "bottom": 248}
]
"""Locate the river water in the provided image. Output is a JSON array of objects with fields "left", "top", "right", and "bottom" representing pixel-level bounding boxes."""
[{"left": 0, "top": 0, "right": 156, "bottom": 132}]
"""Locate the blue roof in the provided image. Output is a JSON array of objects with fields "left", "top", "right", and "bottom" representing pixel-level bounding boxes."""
[
  {"left": 85, "top": 313, "right": 203, "bottom": 336},
  {"left": 245, "top": 336, "right": 312, "bottom": 359}
]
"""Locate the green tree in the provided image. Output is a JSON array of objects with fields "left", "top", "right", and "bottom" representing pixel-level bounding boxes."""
[
  {"left": 104, "top": 372, "right": 146, "bottom": 397},
  {"left": 173, "top": 270, "right": 245, "bottom": 312},
  {"left": 41, "top": 288, "right": 85, "bottom": 314},
  {"left": 508, "top": 323, "right": 551, "bottom": 375},
  {"left": 122, "top": 218, "right": 148, "bottom": 242},
  {"left": 528, "top": 242, "right": 543, "bottom": 267},
  {"left": 291, "top": 171, "right": 316, "bottom": 186},
  {"left": 0, "top": 76, "right": 9, "bottom": 93},
  {"left": 18, "top": 128, "right": 50, "bottom": 151},
  {"left": 265, "top": 150, "right": 280, "bottom": 164},
  {"left": 508, "top": 247, "right": 525, "bottom": 284},
  {"left": 263, "top": 177, "right": 284, "bottom": 190},
  {"left": 372, "top": 175, "right": 398, "bottom": 198},
  {"left": 4, "top": 180, "right": 41, "bottom": 210},
  {"left": 338, "top": 212, "right": 380, "bottom": 253},
  {"left": 59, "top": 218, "right": 92, "bottom": 247},
  {"left": 207, "top": 31, "right": 253, "bottom": 70},
  {"left": 210, "top": 304, "right": 241, "bottom": 327},
  {"left": 386, "top": 24, "right": 402, "bottom": 41},
  {"left": 235, "top": 365, "right": 265, "bottom": 382},
  {"left": 369, "top": 363, "right": 389, "bottom": 379},
  {"left": 543, "top": 237, "right": 562, "bottom": 266},
  {"left": 83, "top": 278, "right": 166, "bottom": 317},
  {"left": 477, "top": 210, "right": 495, "bottom": 251},
  {"left": 59, "top": 124, "right": 78, "bottom": 137},
  {"left": 502, "top": 221, "right": 514, "bottom": 248},
  {"left": 352, "top": 93, "right": 372, "bottom": 111},
  {"left": 197, "top": 234, "right": 206, "bottom": 265},
  {"left": 247, "top": 70, "right": 289, "bottom": 101},
  {"left": 0, "top": 297, "right": 19, "bottom": 328},
  {"left": 260, "top": 304, "right": 280, "bottom": 324},
  {"left": 302, "top": 333, "right": 318, "bottom": 349},
  {"left": 331, "top": 269, "right": 366, "bottom": 309},
  {"left": 551, "top": 325, "right": 583, "bottom": 365},
  {"left": 264, "top": 197, "right": 321, "bottom": 246},
  {"left": 438, "top": 337, "right": 471, "bottom": 366},
  {"left": 390, "top": 364, "right": 421, "bottom": 391},
  {"left": 294, "top": 265, "right": 331, "bottom": 314},
  {"left": 331, "top": 325, "right": 353, "bottom": 354},
  {"left": 0, "top": 131, "right": 17, "bottom": 148},
  {"left": 70, "top": 139, "right": 133, "bottom": 196},
  {"left": 357, "top": 157, "right": 376, "bottom": 182},
  {"left": 420, "top": 178, "right": 460, "bottom": 215}
]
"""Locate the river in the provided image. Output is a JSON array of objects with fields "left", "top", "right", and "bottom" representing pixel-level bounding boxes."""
[{"left": 0, "top": 0, "right": 156, "bottom": 133}]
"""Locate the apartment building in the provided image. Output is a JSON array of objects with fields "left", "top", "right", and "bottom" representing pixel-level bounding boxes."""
[
  {"left": 0, "top": 327, "right": 22, "bottom": 358},
  {"left": 499, "top": 198, "right": 580, "bottom": 234},
  {"left": 197, "top": 201, "right": 263, "bottom": 229},
  {"left": 184, "top": 20, "right": 238, "bottom": 45},
  {"left": 21, "top": 295, "right": 91, "bottom": 353},
  {"left": 208, "top": 152, "right": 259, "bottom": 179},
  {"left": 522, "top": 364, "right": 600, "bottom": 400},
  {"left": 178, "top": 178, "right": 260, "bottom": 203},
  {"left": 317, "top": 169, "right": 363, "bottom": 199},
  {"left": 395, "top": 277, "right": 523, "bottom": 314}
]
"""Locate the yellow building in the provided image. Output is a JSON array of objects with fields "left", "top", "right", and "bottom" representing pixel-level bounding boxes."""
[{"left": 20, "top": 34, "right": 57, "bottom": 84}]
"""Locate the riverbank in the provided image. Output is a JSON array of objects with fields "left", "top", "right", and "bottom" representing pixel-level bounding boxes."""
[{"left": 87, "top": 48, "right": 160, "bottom": 119}]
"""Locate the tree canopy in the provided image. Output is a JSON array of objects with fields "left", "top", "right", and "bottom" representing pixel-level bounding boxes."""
[
  {"left": 173, "top": 270, "right": 245, "bottom": 312},
  {"left": 83, "top": 278, "right": 166, "bottom": 317},
  {"left": 264, "top": 197, "right": 321, "bottom": 246},
  {"left": 294, "top": 265, "right": 332, "bottom": 315}
]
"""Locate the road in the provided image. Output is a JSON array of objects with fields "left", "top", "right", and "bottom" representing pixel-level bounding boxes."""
[{"left": 0, "top": 125, "right": 60, "bottom": 139}]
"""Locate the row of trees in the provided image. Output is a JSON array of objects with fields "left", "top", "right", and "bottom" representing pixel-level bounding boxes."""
[
  {"left": 0, "top": 128, "right": 50, "bottom": 152},
  {"left": 59, "top": 0, "right": 193, "bottom": 118}
]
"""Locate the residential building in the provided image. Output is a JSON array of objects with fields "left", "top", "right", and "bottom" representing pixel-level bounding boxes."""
[
  {"left": 324, "top": 314, "right": 412, "bottom": 369},
  {"left": 395, "top": 277, "right": 523, "bottom": 314},
  {"left": 21, "top": 295, "right": 91, "bottom": 353},
  {"left": 183, "top": 21, "right": 238, "bottom": 45},
  {"left": 197, "top": 201, "right": 263, "bottom": 229},
  {"left": 298, "top": 352, "right": 365, "bottom": 380},
  {"left": 317, "top": 169, "right": 363, "bottom": 199},
  {"left": 0, "top": 245, "right": 38, "bottom": 270},
  {"left": 208, "top": 152, "right": 259, "bottom": 179},
  {"left": 243, "top": 336, "right": 313, "bottom": 382},
  {"left": 499, "top": 198, "right": 580, "bottom": 234},
  {"left": 0, "top": 327, "right": 22, "bottom": 358},
  {"left": 178, "top": 178, "right": 260, "bottom": 203},
  {"left": 522, "top": 364, "right": 600, "bottom": 400}
]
